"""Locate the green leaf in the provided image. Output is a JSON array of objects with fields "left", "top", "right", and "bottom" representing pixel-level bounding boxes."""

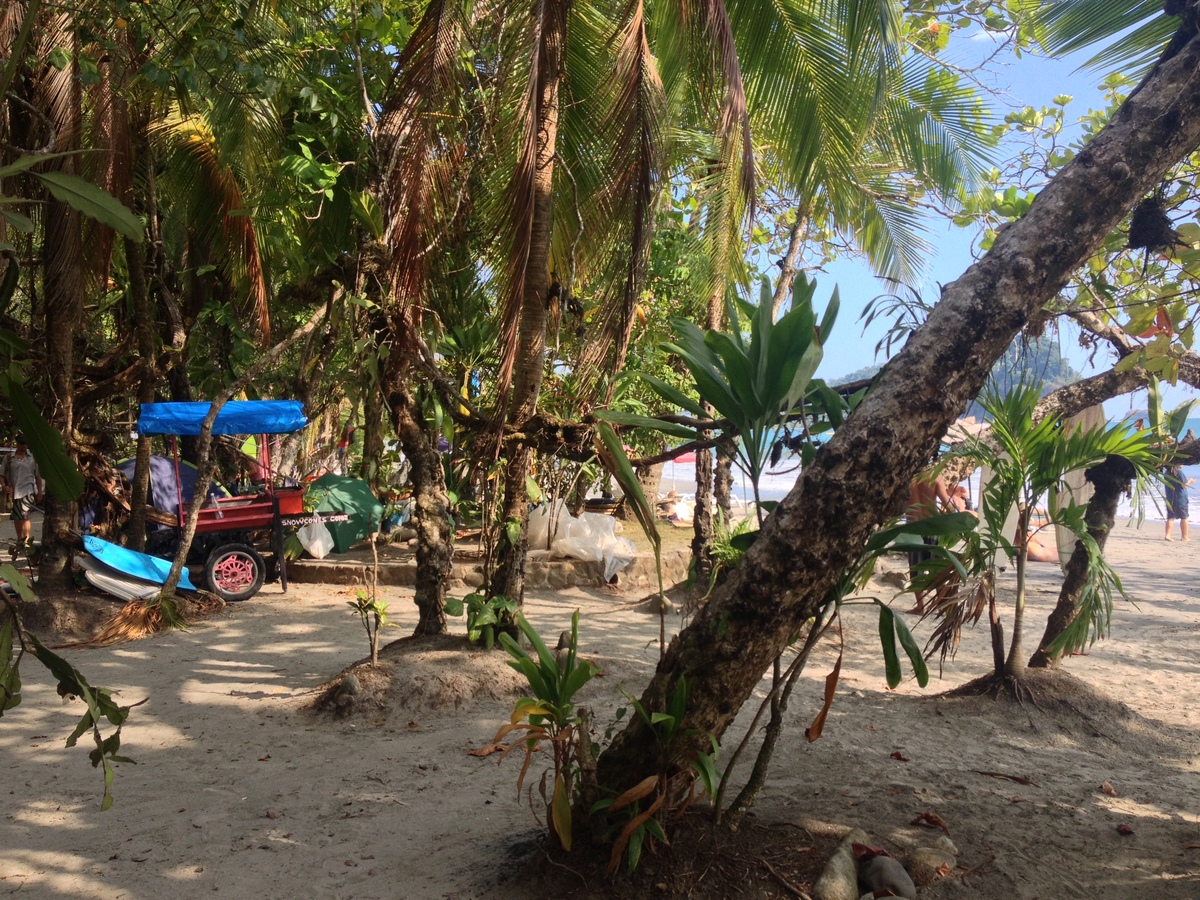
[
  {"left": 865, "top": 512, "right": 977, "bottom": 553},
  {"left": 0, "top": 248, "right": 16, "bottom": 316},
  {"left": 689, "top": 750, "right": 720, "bottom": 798},
  {"left": 594, "top": 409, "right": 699, "bottom": 440},
  {"left": 636, "top": 374, "right": 705, "bottom": 418},
  {"left": 892, "top": 613, "right": 929, "bottom": 688},
  {"left": 0, "top": 208, "right": 34, "bottom": 234},
  {"left": 443, "top": 596, "right": 464, "bottom": 617},
  {"left": 729, "top": 530, "right": 759, "bottom": 553},
  {"left": 0, "top": 562, "right": 37, "bottom": 604},
  {"left": 505, "top": 519, "right": 521, "bottom": 549},
  {"left": 516, "top": 615, "right": 561, "bottom": 695},
  {"left": 34, "top": 171, "right": 143, "bottom": 242},
  {"left": 350, "top": 191, "right": 384, "bottom": 240},
  {"left": 1, "top": 377, "right": 84, "bottom": 501},
  {"left": 878, "top": 606, "right": 902, "bottom": 689},
  {"left": 524, "top": 476, "right": 541, "bottom": 504}
]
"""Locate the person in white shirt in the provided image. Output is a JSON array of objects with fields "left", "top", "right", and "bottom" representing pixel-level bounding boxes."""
[{"left": 1, "top": 435, "right": 43, "bottom": 547}]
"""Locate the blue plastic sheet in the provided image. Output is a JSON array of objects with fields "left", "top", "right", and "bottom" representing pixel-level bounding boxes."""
[{"left": 138, "top": 401, "right": 308, "bottom": 436}]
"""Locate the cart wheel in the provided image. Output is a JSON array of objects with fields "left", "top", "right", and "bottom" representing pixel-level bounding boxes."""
[{"left": 205, "top": 543, "right": 265, "bottom": 601}]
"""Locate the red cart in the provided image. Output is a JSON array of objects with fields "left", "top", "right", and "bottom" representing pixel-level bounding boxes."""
[{"left": 137, "top": 400, "right": 309, "bottom": 601}]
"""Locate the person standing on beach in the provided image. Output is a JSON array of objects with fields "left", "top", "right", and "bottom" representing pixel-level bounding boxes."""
[
  {"left": 1163, "top": 463, "right": 1193, "bottom": 542},
  {"left": 907, "top": 469, "right": 952, "bottom": 613},
  {"left": 0, "top": 436, "right": 43, "bottom": 548}
]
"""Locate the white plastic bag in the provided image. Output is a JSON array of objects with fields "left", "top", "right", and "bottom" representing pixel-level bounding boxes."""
[{"left": 297, "top": 519, "right": 335, "bottom": 559}]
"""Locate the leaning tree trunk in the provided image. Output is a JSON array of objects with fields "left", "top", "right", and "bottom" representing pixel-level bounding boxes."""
[
  {"left": 596, "top": 25, "right": 1200, "bottom": 794},
  {"left": 36, "top": 15, "right": 82, "bottom": 589},
  {"left": 384, "top": 363, "right": 453, "bottom": 636},
  {"left": 1029, "top": 455, "right": 1136, "bottom": 669},
  {"left": 491, "top": 4, "right": 566, "bottom": 604}
]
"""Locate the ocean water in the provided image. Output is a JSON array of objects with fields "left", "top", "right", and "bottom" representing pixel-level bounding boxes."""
[{"left": 655, "top": 417, "right": 1200, "bottom": 522}]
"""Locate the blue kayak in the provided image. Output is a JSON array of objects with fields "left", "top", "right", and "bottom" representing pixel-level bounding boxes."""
[{"left": 83, "top": 536, "right": 197, "bottom": 591}]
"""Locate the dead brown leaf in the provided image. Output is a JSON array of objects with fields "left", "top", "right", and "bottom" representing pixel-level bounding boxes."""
[
  {"left": 1100, "top": 781, "right": 1118, "bottom": 797},
  {"left": 468, "top": 743, "right": 502, "bottom": 758},
  {"left": 890, "top": 750, "right": 909, "bottom": 762},
  {"left": 910, "top": 811, "right": 951, "bottom": 834},
  {"left": 1117, "top": 824, "right": 1135, "bottom": 836}
]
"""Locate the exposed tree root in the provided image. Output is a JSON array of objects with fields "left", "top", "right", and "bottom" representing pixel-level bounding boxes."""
[{"left": 944, "top": 672, "right": 1044, "bottom": 711}]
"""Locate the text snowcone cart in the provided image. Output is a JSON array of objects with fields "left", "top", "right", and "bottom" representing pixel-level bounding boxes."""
[{"left": 136, "top": 400, "right": 309, "bottom": 601}]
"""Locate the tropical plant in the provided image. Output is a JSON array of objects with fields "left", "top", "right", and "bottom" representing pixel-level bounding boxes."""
[
  {"left": 1, "top": 564, "right": 142, "bottom": 810},
  {"left": 347, "top": 588, "right": 392, "bottom": 666},
  {"left": 443, "top": 592, "right": 520, "bottom": 650},
  {"left": 490, "top": 611, "right": 598, "bottom": 851},
  {"left": 601, "top": 273, "right": 844, "bottom": 524},
  {"left": 927, "top": 382, "right": 1160, "bottom": 686},
  {"left": 591, "top": 676, "right": 720, "bottom": 873},
  {"left": 713, "top": 510, "right": 974, "bottom": 828}
]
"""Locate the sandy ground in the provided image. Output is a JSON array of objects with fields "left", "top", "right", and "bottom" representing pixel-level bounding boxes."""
[{"left": 2, "top": 522, "right": 1198, "bottom": 899}]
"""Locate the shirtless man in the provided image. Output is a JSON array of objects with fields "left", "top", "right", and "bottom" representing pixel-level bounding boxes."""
[{"left": 906, "top": 471, "right": 952, "bottom": 614}]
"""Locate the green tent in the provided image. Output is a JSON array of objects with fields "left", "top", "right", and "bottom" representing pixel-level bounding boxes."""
[{"left": 308, "top": 474, "right": 385, "bottom": 553}]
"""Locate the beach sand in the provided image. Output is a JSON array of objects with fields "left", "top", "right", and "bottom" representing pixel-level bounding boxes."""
[{"left": 1, "top": 521, "right": 1198, "bottom": 898}]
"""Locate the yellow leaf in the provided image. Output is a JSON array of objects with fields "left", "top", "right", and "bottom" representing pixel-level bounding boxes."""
[
  {"left": 511, "top": 700, "right": 551, "bottom": 724},
  {"left": 551, "top": 775, "right": 572, "bottom": 851}
]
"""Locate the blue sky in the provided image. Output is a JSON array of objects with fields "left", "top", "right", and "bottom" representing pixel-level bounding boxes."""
[{"left": 812, "top": 31, "right": 1196, "bottom": 420}]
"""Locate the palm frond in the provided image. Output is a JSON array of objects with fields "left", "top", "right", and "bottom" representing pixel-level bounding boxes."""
[
  {"left": 572, "top": 0, "right": 668, "bottom": 391},
  {"left": 374, "top": 0, "right": 470, "bottom": 313},
  {"left": 494, "top": 0, "right": 568, "bottom": 407},
  {"left": 1038, "top": 0, "right": 1175, "bottom": 75},
  {"left": 151, "top": 107, "right": 269, "bottom": 343},
  {"left": 35, "top": 13, "right": 83, "bottom": 293},
  {"left": 703, "top": 0, "right": 755, "bottom": 209}
]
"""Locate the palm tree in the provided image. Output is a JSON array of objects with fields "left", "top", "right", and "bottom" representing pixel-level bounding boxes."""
[{"left": 929, "top": 382, "right": 1158, "bottom": 686}]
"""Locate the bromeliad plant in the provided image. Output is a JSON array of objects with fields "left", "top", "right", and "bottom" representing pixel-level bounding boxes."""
[{"left": 491, "top": 611, "right": 598, "bottom": 851}]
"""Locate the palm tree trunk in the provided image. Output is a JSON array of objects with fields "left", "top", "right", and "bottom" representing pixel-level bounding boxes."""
[
  {"left": 385, "top": 369, "right": 453, "bottom": 636},
  {"left": 1004, "top": 512, "right": 1030, "bottom": 678},
  {"left": 126, "top": 110, "right": 155, "bottom": 552},
  {"left": 37, "top": 15, "right": 82, "bottom": 589},
  {"left": 1029, "top": 455, "right": 1135, "bottom": 668},
  {"left": 691, "top": 441, "right": 715, "bottom": 584},
  {"left": 595, "top": 31, "right": 1200, "bottom": 794},
  {"left": 770, "top": 211, "right": 810, "bottom": 320},
  {"left": 714, "top": 441, "right": 734, "bottom": 522},
  {"left": 691, "top": 284, "right": 726, "bottom": 573},
  {"left": 492, "top": 2, "right": 566, "bottom": 604}
]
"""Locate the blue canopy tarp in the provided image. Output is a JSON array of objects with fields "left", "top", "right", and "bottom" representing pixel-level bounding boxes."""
[{"left": 138, "top": 401, "right": 308, "bottom": 436}]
